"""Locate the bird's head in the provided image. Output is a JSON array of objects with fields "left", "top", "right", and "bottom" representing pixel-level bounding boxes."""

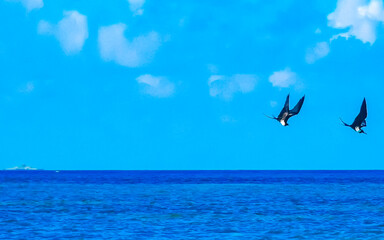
[{"left": 359, "top": 129, "right": 367, "bottom": 134}]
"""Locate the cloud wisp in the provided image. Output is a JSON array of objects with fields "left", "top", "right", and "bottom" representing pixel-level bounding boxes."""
[
  {"left": 19, "top": 82, "right": 34, "bottom": 93},
  {"left": 328, "top": 0, "right": 384, "bottom": 44},
  {"left": 7, "top": 0, "right": 43, "bottom": 11},
  {"left": 208, "top": 74, "right": 257, "bottom": 100},
  {"left": 38, "top": 11, "right": 88, "bottom": 55},
  {"left": 136, "top": 74, "right": 175, "bottom": 98},
  {"left": 306, "top": 41, "right": 330, "bottom": 64},
  {"left": 127, "top": 0, "right": 145, "bottom": 16},
  {"left": 98, "top": 23, "right": 161, "bottom": 68},
  {"left": 269, "top": 68, "right": 297, "bottom": 88}
]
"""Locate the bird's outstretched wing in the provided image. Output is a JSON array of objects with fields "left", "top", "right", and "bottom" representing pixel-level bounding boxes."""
[
  {"left": 277, "top": 94, "right": 290, "bottom": 118},
  {"left": 351, "top": 98, "right": 367, "bottom": 127},
  {"left": 289, "top": 95, "right": 305, "bottom": 116}
]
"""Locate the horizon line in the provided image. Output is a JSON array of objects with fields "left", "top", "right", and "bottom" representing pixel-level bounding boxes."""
[{"left": 2, "top": 169, "right": 384, "bottom": 171}]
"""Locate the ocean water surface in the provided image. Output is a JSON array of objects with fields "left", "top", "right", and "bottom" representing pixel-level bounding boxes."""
[{"left": 1, "top": 170, "right": 384, "bottom": 239}]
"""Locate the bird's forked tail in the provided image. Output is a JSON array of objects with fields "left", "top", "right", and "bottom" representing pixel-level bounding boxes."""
[
  {"left": 264, "top": 114, "right": 276, "bottom": 120},
  {"left": 339, "top": 117, "right": 349, "bottom": 127}
]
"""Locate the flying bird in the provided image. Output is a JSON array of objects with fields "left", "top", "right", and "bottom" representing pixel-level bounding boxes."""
[
  {"left": 340, "top": 98, "right": 367, "bottom": 134},
  {"left": 265, "top": 94, "right": 305, "bottom": 126}
]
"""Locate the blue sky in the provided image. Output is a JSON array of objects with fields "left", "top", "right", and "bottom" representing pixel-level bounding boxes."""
[{"left": 0, "top": 0, "right": 384, "bottom": 170}]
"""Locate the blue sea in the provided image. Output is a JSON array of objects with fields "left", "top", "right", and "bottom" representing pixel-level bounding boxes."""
[{"left": 1, "top": 171, "right": 384, "bottom": 239}]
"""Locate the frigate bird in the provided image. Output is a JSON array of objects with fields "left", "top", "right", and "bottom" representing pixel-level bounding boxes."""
[
  {"left": 265, "top": 94, "right": 305, "bottom": 126},
  {"left": 340, "top": 98, "right": 367, "bottom": 134}
]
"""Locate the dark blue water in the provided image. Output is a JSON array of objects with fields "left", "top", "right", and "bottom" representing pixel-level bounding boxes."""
[{"left": 1, "top": 171, "right": 384, "bottom": 239}]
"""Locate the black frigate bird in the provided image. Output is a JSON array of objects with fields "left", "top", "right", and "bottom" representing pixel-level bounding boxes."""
[
  {"left": 340, "top": 98, "right": 367, "bottom": 134},
  {"left": 265, "top": 94, "right": 305, "bottom": 126}
]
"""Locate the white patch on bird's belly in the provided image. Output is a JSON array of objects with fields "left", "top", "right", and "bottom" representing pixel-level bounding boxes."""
[
  {"left": 355, "top": 126, "right": 360, "bottom": 132},
  {"left": 280, "top": 120, "right": 286, "bottom": 126}
]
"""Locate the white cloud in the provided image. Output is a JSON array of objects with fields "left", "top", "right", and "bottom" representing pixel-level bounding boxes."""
[
  {"left": 128, "top": 0, "right": 145, "bottom": 16},
  {"left": 98, "top": 23, "right": 161, "bottom": 68},
  {"left": 7, "top": 0, "right": 43, "bottom": 11},
  {"left": 38, "top": 11, "right": 88, "bottom": 55},
  {"left": 269, "top": 68, "right": 297, "bottom": 88},
  {"left": 315, "top": 28, "right": 322, "bottom": 34},
  {"left": 328, "top": 0, "right": 384, "bottom": 44},
  {"left": 136, "top": 74, "right": 175, "bottom": 98},
  {"left": 306, "top": 41, "right": 330, "bottom": 64},
  {"left": 208, "top": 74, "right": 257, "bottom": 100}
]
